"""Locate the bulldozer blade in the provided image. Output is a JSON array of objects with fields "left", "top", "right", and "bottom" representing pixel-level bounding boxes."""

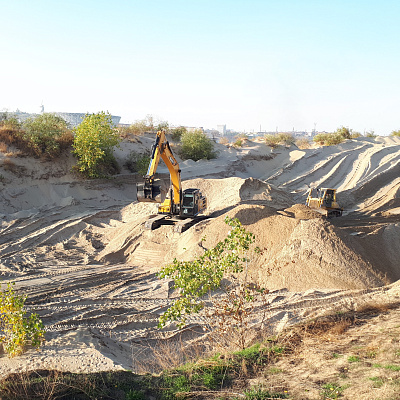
[{"left": 136, "top": 180, "right": 167, "bottom": 203}]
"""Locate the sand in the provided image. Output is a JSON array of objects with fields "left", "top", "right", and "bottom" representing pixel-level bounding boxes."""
[{"left": 0, "top": 135, "right": 400, "bottom": 377}]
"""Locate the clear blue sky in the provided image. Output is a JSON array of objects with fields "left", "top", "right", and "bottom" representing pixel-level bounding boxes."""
[{"left": 1, "top": 0, "right": 400, "bottom": 134}]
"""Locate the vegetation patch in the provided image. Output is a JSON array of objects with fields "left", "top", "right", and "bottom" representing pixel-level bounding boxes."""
[
  {"left": 0, "top": 282, "right": 45, "bottom": 357},
  {"left": 73, "top": 111, "right": 121, "bottom": 178},
  {"left": 179, "top": 129, "right": 217, "bottom": 161}
]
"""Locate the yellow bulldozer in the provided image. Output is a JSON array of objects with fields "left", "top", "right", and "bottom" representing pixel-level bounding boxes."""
[{"left": 305, "top": 187, "right": 343, "bottom": 218}]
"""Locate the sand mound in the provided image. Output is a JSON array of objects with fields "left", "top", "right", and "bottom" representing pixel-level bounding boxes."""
[
  {"left": 281, "top": 204, "right": 325, "bottom": 220},
  {"left": 181, "top": 177, "right": 293, "bottom": 213},
  {"left": 98, "top": 202, "right": 384, "bottom": 292}
]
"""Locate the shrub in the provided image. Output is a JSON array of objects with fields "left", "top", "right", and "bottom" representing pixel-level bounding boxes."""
[
  {"left": 179, "top": 129, "right": 217, "bottom": 161},
  {"left": 128, "top": 120, "right": 149, "bottom": 136},
  {"left": 156, "top": 121, "right": 170, "bottom": 133},
  {"left": 0, "top": 113, "right": 21, "bottom": 130},
  {"left": 125, "top": 151, "right": 151, "bottom": 175},
  {"left": 296, "top": 138, "right": 311, "bottom": 149},
  {"left": 171, "top": 126, "right": 187, "bottom": 141},
  {"left": 313, "top": 133, "right": 345, "bottom": 146},
  {"left": 277, "top": 133, "right": 295, "bottom": 146},
  {"left": 335, "top": 126, "right": 351, "bottom": 139},
  {"left": 22, "top": 113, "right": 72, "bottom": 159},
  {"left": 73, "top": 112, "right": 121, "bottom": 178},
  {"left": 0, "top": 282, "right": 45, "bottom": 357},
  {"left": 350, "top": 131, "right": 362, "bottom": 139},
  {"left": 391, "top": 130, "right": 400, "bottom": 137},
  {"left": 366, "top": 130, "right": 376, "bottom": 138},
  {"left": 264, "top": 134, "right": 281, "bottom": 148}
]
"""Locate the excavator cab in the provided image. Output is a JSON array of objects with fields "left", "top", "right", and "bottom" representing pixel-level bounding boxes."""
[{"left": 181, "top": 188, "right": 207, "bottom": 217}]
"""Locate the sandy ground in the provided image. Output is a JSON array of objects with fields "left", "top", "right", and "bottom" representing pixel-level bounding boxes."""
[{"left": 0, "top": 135, "right": 400, "bottom": 377}]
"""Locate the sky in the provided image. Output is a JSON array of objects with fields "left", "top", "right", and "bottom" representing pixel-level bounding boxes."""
[{"left": 1, "top": 0, "right": 400, "bottom": 135}]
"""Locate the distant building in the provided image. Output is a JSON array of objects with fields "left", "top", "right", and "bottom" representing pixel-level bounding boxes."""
[{"left": 216, "top": 124, "right": 226, "bottom": 135}]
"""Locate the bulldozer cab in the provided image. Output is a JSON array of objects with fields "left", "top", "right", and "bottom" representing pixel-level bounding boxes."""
[{"left": 322, "top": 188, "right": 335, "bottom": 208}]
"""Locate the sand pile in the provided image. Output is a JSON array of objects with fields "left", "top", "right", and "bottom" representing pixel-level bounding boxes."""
[
  {"left": 98, "top": 201, "right": 385, "bottom": 292},
  {"left": 181, "top": 176, "right": 293, "bottom": 213}
]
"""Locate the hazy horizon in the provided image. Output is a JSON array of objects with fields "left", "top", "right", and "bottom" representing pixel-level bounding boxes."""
[{"left": 2, "top": 0, "right": 400, "bottom": 135}]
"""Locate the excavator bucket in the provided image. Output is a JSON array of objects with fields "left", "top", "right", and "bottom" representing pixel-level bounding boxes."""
[{"left": 136, "top": 179, "right": 167, "bottom": 203}]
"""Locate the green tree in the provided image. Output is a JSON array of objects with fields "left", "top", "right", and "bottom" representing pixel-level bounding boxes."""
[
  {"left": 158, "top": 217, "right": 267, "bottom": 348},
  {"left": 22, "top": 113, "right": 71, "bottom": 158},
  {"left": 73, "top": 111, "right": 121, "bottom": 178},
  {"left": 179, "top": 129, "right": 217, "bottom": 161},
  {"left": 391, "top": 130, "right": 400, "bottom": 137}
]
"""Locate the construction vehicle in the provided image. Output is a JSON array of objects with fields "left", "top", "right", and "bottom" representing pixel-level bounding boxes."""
[
  {"left": 136, "top": 130, "right": 207, "bottom": 232},
  {"left": 305, "top": 187, "right": 343, "bottom": 218}
]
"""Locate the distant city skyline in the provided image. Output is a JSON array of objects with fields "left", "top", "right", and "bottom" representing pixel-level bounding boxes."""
[{"left": 2, "top": 1, "right": 400, "bottom": 136}]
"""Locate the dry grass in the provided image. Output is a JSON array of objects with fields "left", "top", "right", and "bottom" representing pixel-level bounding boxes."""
[
  {"left": 296, "top": 138, "right": 311, "bottom": 149},
  {"left": 0, "top": 141, "right": 7, "bottom": 153}
]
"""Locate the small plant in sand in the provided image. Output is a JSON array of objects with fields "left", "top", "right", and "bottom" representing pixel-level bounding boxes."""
[
  {"left": 0, "top": 282, "right": 45, "bottom": 357},
  {"left": 158, "top": 216, "right": 269, "bottom": 350},
  {"left": 73, "top": 111, "right": 121, "bottom": 178}
]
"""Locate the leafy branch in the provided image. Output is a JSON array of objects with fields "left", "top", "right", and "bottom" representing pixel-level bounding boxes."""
[{"left": 158, "top": 216, "right": 266, "bottom": 346}]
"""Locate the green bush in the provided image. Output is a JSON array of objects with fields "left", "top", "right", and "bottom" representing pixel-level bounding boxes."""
[
  {"left": 171, "top": 126, "right": 187, "bottom": 141},
  {"left": 73, "top": 112, "right": 121, "bottom": 178},
  {"left": 22, "top": 113, "right": 72, "bottom": 158},
  {"left": 264, "top": 134, "right": 280, "bottom": 148},
  {"left": 125, "top": 151, "right": 151, "bottom": 175},
  {"left": 179, "top": 129, "right": 217, "bottom": 161},
  {"left": 313, "top": 133, "right": 345, "bottom": 146},
  {"left": 0, "top": 112, "right": 21, "bottom": 130},
  {"left": 0, "top": 282, "right": 45, "bottom": 357},
  {"left": 264, "top": 133, "right": 294, "bottom": 148},
  {"left": 277, "top": 133, "right": 295, "bottom": 146},
  {"left": 391, "top": 130, "right": 400, "bottom": 137},
  {"left": 335, "top": 126, "right": 351, "bottom": 139}
]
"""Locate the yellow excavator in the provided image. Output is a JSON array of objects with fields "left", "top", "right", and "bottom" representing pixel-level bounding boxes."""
[
  {"left": 305, "top": 187, "right": 343, "bottom": 218},
  {"left": 136, "top": 130, "right": 207, "bottom": 232}
]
